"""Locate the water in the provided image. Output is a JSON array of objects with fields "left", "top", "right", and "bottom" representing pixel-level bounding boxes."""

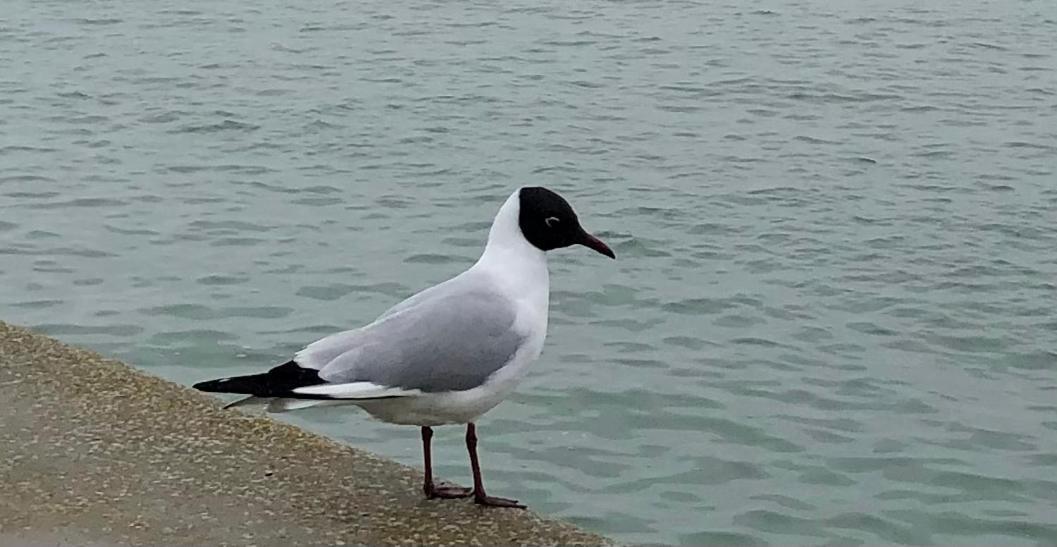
[{"left": 2, "top": 0, "right": 1056, "bottom": 544}]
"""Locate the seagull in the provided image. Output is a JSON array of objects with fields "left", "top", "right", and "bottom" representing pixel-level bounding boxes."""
[{"left": 193, "top": 186, "right": 614, "bottom": 508}]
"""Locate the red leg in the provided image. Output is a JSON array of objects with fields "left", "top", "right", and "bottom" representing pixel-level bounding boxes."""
[
  {"left": 466, "top": 423, "right": 525, "bottom": 508},
  {"left": 422, "top": 426, "right": 471, "bottom": 499}
]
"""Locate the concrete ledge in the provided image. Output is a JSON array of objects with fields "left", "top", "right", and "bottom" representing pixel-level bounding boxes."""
[{"left": 0, "top": 321, "right": 609, "bottom": 546}]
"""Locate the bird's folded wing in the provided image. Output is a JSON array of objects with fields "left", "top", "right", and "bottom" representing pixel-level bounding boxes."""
[
  {"left": 292, "top": 275, "right": 466, "bottom": 370},
  {"left": 296, "top": 288, "right": 525, "bottom": 395}
]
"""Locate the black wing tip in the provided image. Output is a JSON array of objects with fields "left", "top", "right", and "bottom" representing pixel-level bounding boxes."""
[
  {"left": 192, "top": 360, "right": 323, "bottom": 397},
  {"left": 193, "top": 378, "right": 229, "bottom": 392}
]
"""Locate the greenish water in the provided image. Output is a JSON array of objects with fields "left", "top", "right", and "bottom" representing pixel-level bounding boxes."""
[{"left": 2, "top": 0, "right": 1056, "bottom": 544}]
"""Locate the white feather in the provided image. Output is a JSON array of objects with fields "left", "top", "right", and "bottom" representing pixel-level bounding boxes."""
[{"left": 292, "top": 381, "right": 419, "bottom": 399}]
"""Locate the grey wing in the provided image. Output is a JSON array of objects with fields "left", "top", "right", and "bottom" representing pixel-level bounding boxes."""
[
  {"left": 295, "top": 275, "right": 470, "bottom": 369},
  {"left": 316, "top": 289, "right": 525, "bottom": 393},
  {"left": 374, "top": 275, "right": 459, "bottom": 322},
  {"left": 293, "top": 329, "right": 363, "bottom": 371}
]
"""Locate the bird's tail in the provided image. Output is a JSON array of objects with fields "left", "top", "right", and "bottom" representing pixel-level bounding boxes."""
[{"left": 193, "top": 360, "right": 400, "bottom": 413}]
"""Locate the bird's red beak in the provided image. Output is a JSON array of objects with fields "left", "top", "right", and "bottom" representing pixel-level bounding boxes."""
[{"left": 579, "top": 232, "right": 616, "bottom": 259}]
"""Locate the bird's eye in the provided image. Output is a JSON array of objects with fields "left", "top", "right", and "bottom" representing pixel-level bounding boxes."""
[{"left": 544, "top": 216, "right": 560, "bottom": 228}]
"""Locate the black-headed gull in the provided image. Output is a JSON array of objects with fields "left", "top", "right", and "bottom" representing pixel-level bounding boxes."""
[{"left": 194, "top": 186, "right": 614, "bottom": 508}]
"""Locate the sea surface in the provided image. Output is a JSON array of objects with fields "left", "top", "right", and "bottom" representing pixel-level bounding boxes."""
[{"left": 2, "top": 0, "right": 1056, "bottom": 544}]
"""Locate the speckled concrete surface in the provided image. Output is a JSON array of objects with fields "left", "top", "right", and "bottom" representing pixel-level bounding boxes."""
[{"left": 0, "top": 321, "right": 610, "bottom": 546}]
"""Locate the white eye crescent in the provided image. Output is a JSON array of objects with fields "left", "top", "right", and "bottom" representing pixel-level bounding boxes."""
[{"left": 545, "top": 216, "right": 560, "bottom": 228}]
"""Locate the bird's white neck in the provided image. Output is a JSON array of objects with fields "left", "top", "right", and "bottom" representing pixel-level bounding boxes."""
[{"left": 472, "top": 189, "right": 550, "bottom": 300}]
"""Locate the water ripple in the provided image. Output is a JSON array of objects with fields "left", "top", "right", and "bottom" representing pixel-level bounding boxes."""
[{"left": 2, "top": 0, "right": 1057, "bottom": 544}]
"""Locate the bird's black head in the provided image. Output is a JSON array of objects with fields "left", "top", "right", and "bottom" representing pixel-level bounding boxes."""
[{"left": 517, "top": 186, "right": 615, "bottom": 258}]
